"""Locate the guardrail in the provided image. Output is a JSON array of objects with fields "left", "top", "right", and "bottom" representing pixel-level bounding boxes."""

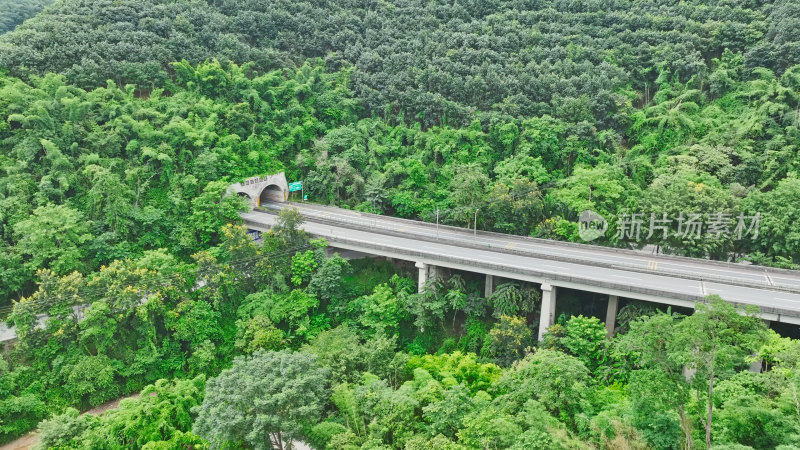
[
  {"left": 266, "top": 201, "right": 800, "bottom": 278},
  {"left": 250, "top": 207, "right": 800, "bottom": 295},
  {"left": 245, "top": 215, "right": 800, "bottom": 320}
]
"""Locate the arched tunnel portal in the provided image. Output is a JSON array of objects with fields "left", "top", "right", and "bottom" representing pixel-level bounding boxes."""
[
  {"left": 229, "top": 172, "right": 290, "bottom": 208},
  {"left": 258, "top": 184, "right": 286, "bottom": 205}
]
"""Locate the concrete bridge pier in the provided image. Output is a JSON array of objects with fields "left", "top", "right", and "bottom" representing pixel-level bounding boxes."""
[
  {"left": 428, "top": 265, "right": 438, "bottom": 282},
  {"left": 484, "top": 274, "right": 494, "bottom": 298},
  {"left": 605, "top": 295, "right": 619, "bottom": 337},
  {"left": 537, "top": 282, "right": 557, "bottom": 341},
  {"left": 416, "top": 262, "right": 427, "bottom": 292},
  {"left": 415, "top": 262, "right": 442, "bottom": 292}
]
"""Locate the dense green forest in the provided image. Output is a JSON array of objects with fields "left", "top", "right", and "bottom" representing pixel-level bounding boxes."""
[
  {"left": 0, "top": 0, "right": 799, "bottom": 284},
  {"left": 3, "top": 0, "right": 800, "bottom": 126},
  {"left": 1, "top": 0, "right": 800, "bottom": 448},
  {"left": 2, "top": 58, "right": 800, "bottom": 303},
  {"left": 0, "top": 61, "right": 354, "bottom": 303},
  {"left": 0, "top": 0, "right": 52, "bottom": 35}
]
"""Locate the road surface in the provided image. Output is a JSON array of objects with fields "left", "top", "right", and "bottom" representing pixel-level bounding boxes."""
[{"left": 243, "top": 203, "right": 800, "bottom": 323}]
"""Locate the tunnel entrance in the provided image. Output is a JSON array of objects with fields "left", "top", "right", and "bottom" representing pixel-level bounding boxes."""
[
  {"left": 230, "top": 172, "right": 290, "bottom": 208},
  {"left": 258, "top": 184, "right": 286, "bottom": 205}
]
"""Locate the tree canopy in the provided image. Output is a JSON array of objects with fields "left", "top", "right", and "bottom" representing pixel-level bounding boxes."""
[{"left": 1, "top": 1, "right": 800, "bottom": 448}]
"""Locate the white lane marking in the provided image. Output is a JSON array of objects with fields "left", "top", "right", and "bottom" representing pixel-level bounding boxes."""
[
  {"left": 309, "top": 224, "right": 681, "bottom": 279},
  {"left": 766, "top": 274, "right": 774, "bottom": 286},
  {"left": 439, "top": 231, "right": 765, "bottom": 279},
  {"left": 308, "top": 226, "right": 589, "bottom": 277},
  {"left": 477, "top": 238, "right": 775, "bottom": 279},
  {"left": 305, "top": 223, "right": 798, "bottom": 301},
  {"left": 275, "top": 208, "right": 800, "bottom": 288}
]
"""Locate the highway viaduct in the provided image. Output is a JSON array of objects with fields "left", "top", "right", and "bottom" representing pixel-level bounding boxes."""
[{"left": 243, "top": 202, "right": 800, "bottom": 341}]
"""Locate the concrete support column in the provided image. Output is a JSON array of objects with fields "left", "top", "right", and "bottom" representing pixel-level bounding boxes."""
[
  {"left": 428, "top": 264, "right": 438, "bottom": 283},
  {"left": 605, "top": 295, "right": 619, "bottom": 338},
  {"left": 484, "top": 274, "right": 494, "bottom": 298},
  {"left": 415, "top": 262, "right": 427, "bottom": 293},
  {"left": 537, "top": 282, "right": 557, "bottom": 341}
]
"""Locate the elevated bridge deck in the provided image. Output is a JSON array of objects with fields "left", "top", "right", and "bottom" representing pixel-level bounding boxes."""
[{"left": 243, "top": 203, "right": 800, "bottom": 328}]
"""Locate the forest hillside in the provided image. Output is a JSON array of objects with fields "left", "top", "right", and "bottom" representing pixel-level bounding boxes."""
[{"left": 1, "top": 1, "right": 800, "bottom": 449}]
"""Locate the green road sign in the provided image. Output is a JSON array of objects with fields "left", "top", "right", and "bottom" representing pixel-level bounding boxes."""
[{"left": 288, "top": 181, "right": 303, "bottom": 192}]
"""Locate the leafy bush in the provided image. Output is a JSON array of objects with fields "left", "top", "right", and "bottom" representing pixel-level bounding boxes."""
[{"left": 488, "top": 315, "right": 533, "bottom": 366}]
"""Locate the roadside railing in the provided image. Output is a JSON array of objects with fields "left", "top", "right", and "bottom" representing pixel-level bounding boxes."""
[
  {"left": 250, "top": 206, "right": 800, "bottom": 295},
  {"left": 246, "top": 219, "right": 799, "bottom": 320}
]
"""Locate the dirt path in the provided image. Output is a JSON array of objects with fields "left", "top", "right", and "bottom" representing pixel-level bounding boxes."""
[
  {"left": 0, "top": 393, "right": 140, "bottom": 450},
  {"left": 0, "top": 433, "right": 37, "bottom": 450}
]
